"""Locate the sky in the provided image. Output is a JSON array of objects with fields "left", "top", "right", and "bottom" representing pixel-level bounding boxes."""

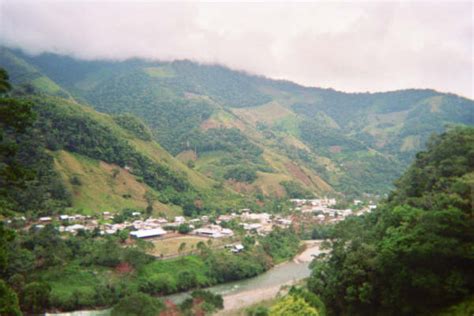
[{"left": 0, "top": 0, "right": 473, "bottom": 99}]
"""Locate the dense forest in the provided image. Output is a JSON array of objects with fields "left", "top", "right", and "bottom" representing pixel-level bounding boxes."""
[{"left": 308, "top": 127, "right": 474, "bottom": 315}]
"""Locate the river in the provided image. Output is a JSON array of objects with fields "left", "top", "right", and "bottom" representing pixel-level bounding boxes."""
[{"left": 46, "top": 241, "right": 326, "bottom": 315}]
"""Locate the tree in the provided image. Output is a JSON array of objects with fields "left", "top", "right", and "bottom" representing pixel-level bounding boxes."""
[
  {"left": 111, "top": 292, "right": 164, "bottom": 316},
  {"left": 144, "top": 191, "right": 154, "bottom": 216},
  {"left": 0, "top": 68, "right": 36, "bottom": 215},
  {"left": 270, "top": 295, "right": 319, "bottom": 316},
  {"left": 246, "top": 305, "right": 269, "bottom": 316},
  {"left": 177, "top": 270, "right": 197, "bottom": 290},
  {"left": 178, "top": 223, "right": 191, "bottom": 234},
  {"left": 0, "top": 68, "right": 12, "bottom": 93},
  {"left": 0, "top": 280, "right": 21, "bottom": 316},
  {"left": 308, "top": 128, "right": 474, "bottom": 315},
  {"left": 178, "top": 242, "right": 187, "bottom": 256},
  {"left": 21, "top": 282, "right": 51, "bottom": 314}
]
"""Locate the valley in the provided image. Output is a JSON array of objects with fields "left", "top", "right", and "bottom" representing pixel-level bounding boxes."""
[{"left": 0, "top": 46, "right": 473, "bottom": 316}]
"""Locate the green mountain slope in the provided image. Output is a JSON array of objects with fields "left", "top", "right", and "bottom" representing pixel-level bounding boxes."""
[
  {"left": 1, "top": 89, "right": 247, "bottom": 217},
  {"left": 2, "top": 47, "right": 473, "bottom": 197}
]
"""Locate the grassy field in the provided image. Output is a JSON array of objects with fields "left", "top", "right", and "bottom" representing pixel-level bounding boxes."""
[
  {"left": 148, "top": 236, "right": 231, "bottom": 258},
  {"left": 31, "top": 76, "right": 63, "bottom": 94},
  {"left": 232, "top": 101, "right": 296, "bottom": 126},
  {"left": 53, "top": 150, "right": 175, "bottom": 216}
]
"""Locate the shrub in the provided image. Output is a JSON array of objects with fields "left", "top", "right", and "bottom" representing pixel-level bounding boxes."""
[{"left": 111, "top": 292, "right": 164, "bottom": 316}]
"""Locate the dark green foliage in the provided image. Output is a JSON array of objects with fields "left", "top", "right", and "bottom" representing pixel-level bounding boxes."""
[
  {"left": 280, "top": 180, "right": 314, "bottom": 198},
  {"left": 224, "top": 166, "right": 257, "bottom": 183},
  {"left": 113, "top": 113, "right": 152, "bottom": 141},
  {"left": 177, "top": 270, "right": 198, "bottom": 290},
  {"left": 30, "top": 96, "right": 194, "bottom": 208},
  {"left": 21, "top": 282, "right": 51, "bottom": 314},
  {"left": 139, "top": 273, "right": 177, "bottom": 295},
  {"left": 260, "top": 228, "right": 300, "bottom": 263},
  {"left": 69, "top": 175, "right": 82, "bottom": 186},
  {"left": 187, "top": 128, "right": 263, "bottom": 159},
  {"left": 205, "top": 249, "right": 271, "bottom": 283},
  {"left": 0, "top": 68, "right": 12, "bottom": 93},
  {"left": 178, "top": 223, "right": 192, "bottom": 234},
  {"left": 0, "top": 279, "right": 21, "bottom": 316},
  {"left": 289, "top": 287, "right": 326, "bottom": 316},
  {"left": 246, "top": 306, "right": 269, "bottom": 316},
  {"left": 111, "top": 292, "right": 164, "bottom": 316},
  {"left": 179, "top": 290, "right": 224, "bottom": 315},
  {"left": 0, "top": 223, "right": 21, "bottom": 316},
  {"left": 308, "top": 128, "right": 474, "bottom": 315},
  {"left": 0, "top": 69, "right": 40, "bottom": 215},
  {"left": 389, "top": 126, "right": 474, "bottom": 213},
  {"left": 190, "top": 290, "right": 224, "bottom": 310}
]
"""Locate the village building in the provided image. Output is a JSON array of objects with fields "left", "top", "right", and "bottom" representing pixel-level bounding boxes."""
[
  {"left": 231, "top": 244, "right": 244, "bottom": 253},
  {"left": 174, "top": 216, "right": 185, "bottom": 224},
  {"left": 130, "top": 227, "right": 167, "bottom": 239}
]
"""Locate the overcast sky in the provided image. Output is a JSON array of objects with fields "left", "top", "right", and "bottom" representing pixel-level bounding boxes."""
[{"left": 0, "top": 0, "right": 473, "bottom": 98}]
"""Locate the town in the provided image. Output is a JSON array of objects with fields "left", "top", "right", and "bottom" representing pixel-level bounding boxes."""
[{"left": 4, "top": 197, "right": 376, "bottom": 257}]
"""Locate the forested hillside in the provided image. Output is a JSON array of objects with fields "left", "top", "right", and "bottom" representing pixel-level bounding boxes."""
[
  {"left": 308, "top": 127, "right": 474, "bottom": 315},
  {"left": 0, "top": 68, "right": 251, "bottom": 218},
  {"left": 1, "top": 47, "right": 473, "bottom": 197}
]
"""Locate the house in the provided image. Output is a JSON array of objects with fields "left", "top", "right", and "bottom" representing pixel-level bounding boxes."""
[
  {"left": 316, "top": 214, "right": 326, "bottom": 221},
  {"left": 130, "top": 228, "right": 167, "bottom": 239},
  {"left": 221, "top": 228, "right": 233, "bottom": 235},
  {"left": 65, "top": 224, "right": 86, "bottom": 233},
  {"left": 276, "top": 218, "right": 292, "bottom": 226},
  {"left": 156, "top": 218, "right": 168, "bottom": 224},
  {"left": 174, "top": 216, "right": 185, "bottom": 224},
  {"left": 73, "top": 214, "right": 86, "bottom": 221},
  {"left": 231, "top": 244, "right": 244, "bottom": 253},
  {"left": 242, "top": 223, "right": 262, "bottom": 231},
  {"left": 103, "top": 212, "right": 113, "bottom": 219},
  {"left": 217, "top": 215, "right": 233, "bottom": 222},
  {"left": 241, "top": 212, "right": 270, "bottom": 223},
  {"left": 193, "top": 228, "right": 223, "bottom": 238}
]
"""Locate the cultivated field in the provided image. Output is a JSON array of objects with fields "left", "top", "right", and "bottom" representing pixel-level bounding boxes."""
[{"left": 147, "top": 235, "right": 231, "bottom": 258}]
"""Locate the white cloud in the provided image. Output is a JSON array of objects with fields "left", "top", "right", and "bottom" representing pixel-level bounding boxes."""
[{"left": 0, "top": 0, "right": 472, "bottom": 98}]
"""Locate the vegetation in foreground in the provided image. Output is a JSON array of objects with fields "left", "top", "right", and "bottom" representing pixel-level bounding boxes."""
[
  {"left": 0, "top": 218, "right": 300, "bottom": 314},
  {"left": 308, "top": 127, "right": 474, "bottom": 315}
]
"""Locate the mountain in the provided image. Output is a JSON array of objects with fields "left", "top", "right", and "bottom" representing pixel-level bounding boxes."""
[
  {"left": 0, "top": 88, "right": 248, "bottom": 217},
  {"left": 1, "top": 47, "right": 473, "bottom": 198}
]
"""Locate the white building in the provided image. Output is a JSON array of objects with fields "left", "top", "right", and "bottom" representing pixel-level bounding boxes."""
[
  {"left": 193, "top": 228, "right": 223, "bottom": 238},
  {"left": 130, "top": 228, "right": 167, "bottom": 239},
  {"left": 174, "top": 216, "right": 185, "bottom": 224}
]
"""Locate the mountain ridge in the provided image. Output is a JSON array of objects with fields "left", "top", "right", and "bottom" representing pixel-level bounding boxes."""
[{"left": 1, "top": 46, "right": 473, "bottom": 199}]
